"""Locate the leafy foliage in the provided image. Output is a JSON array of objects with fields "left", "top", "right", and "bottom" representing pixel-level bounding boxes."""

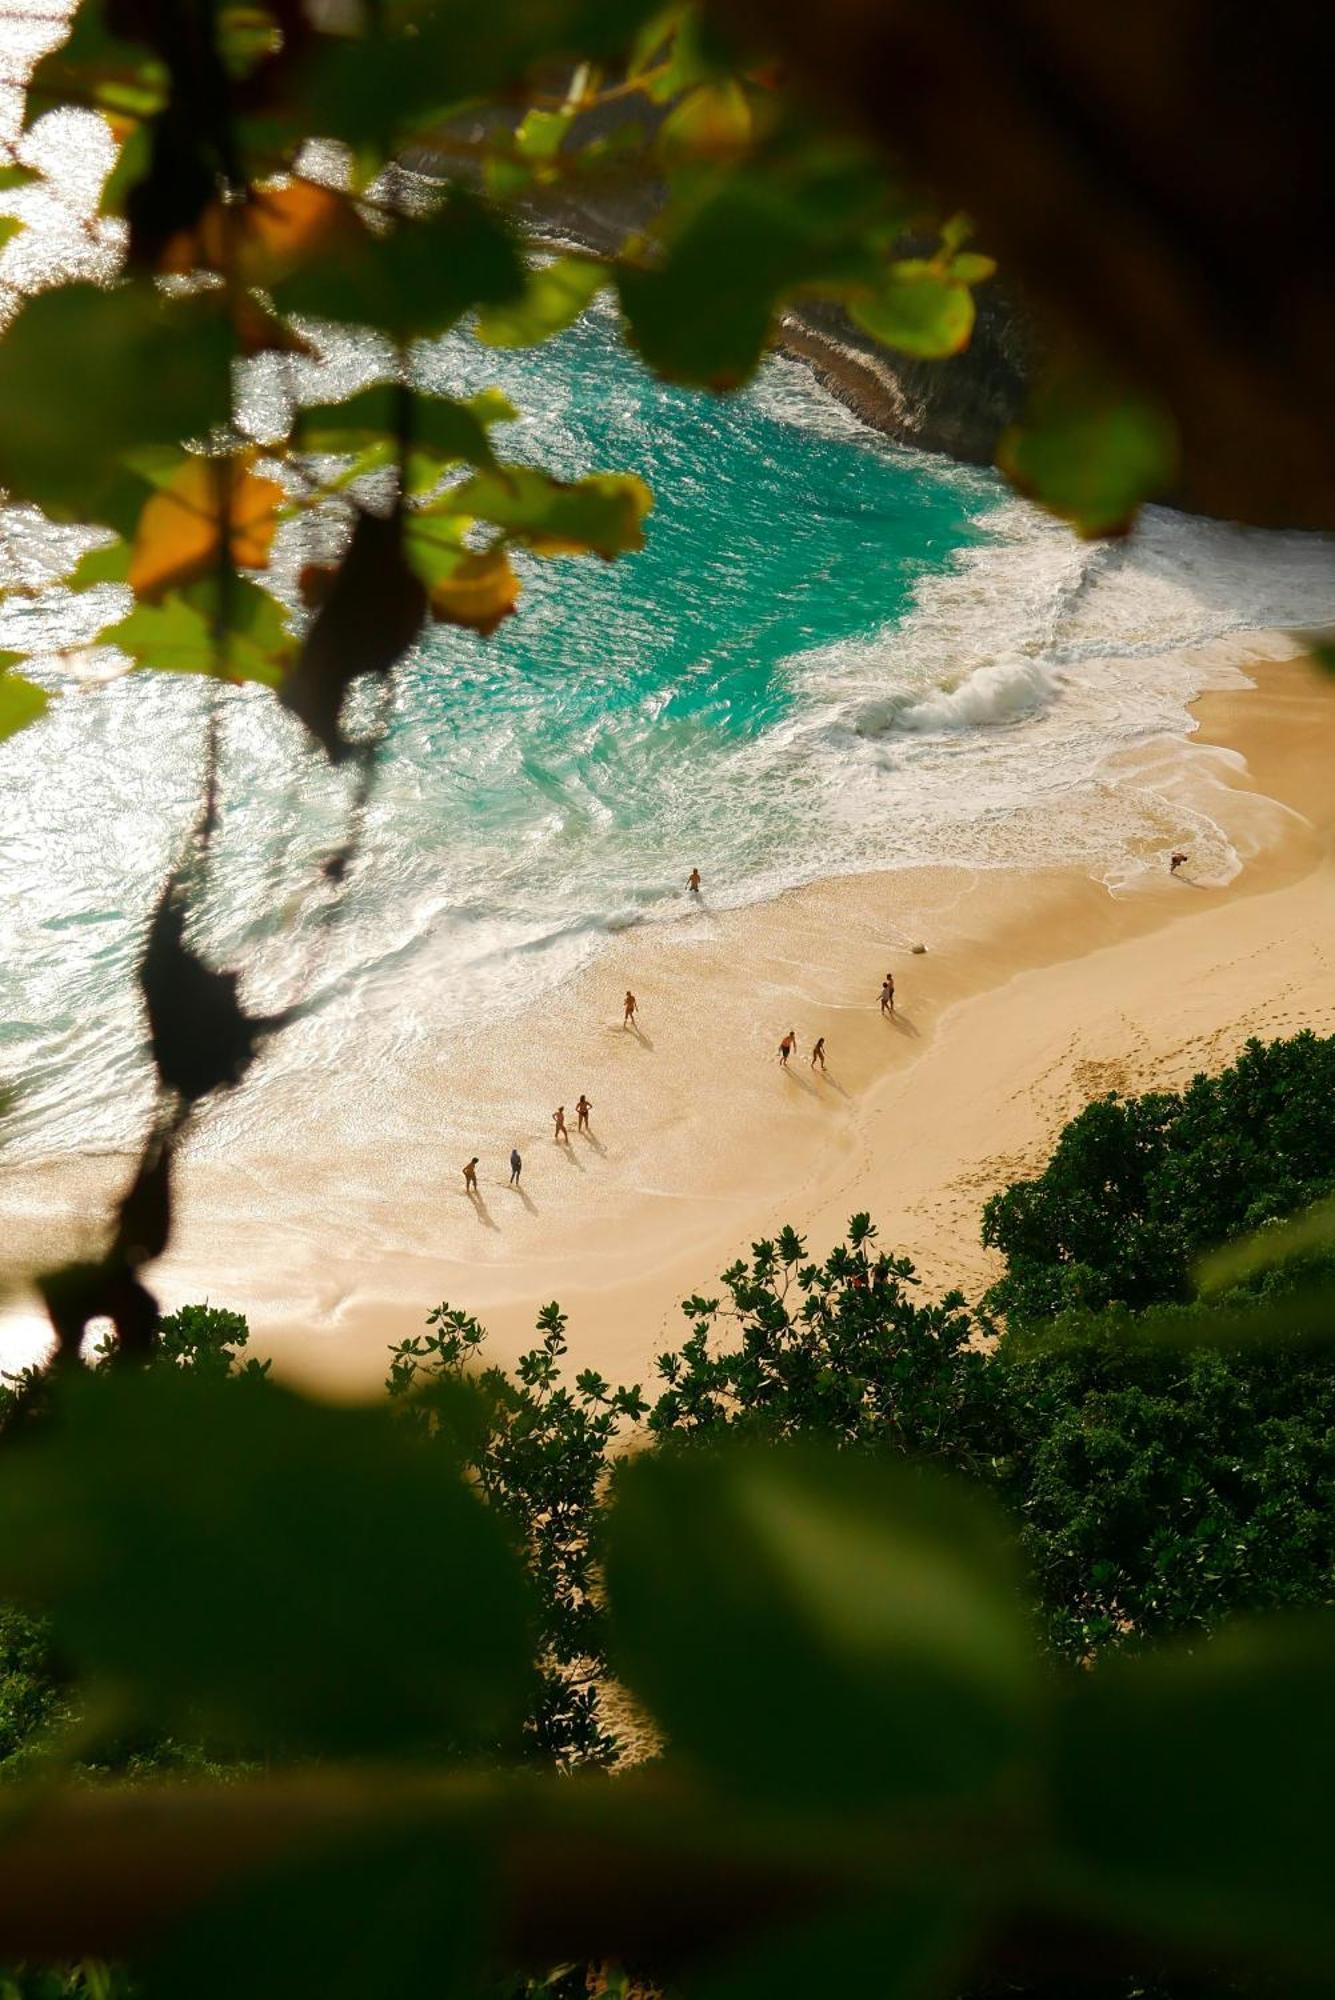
[
  {"left": 389, "top": 1299, "right": 647, "bottom": 1763},
  {"left": 648, "top": 1215, "right": 995, "bottom": 1465},
  {"left": 981, "top": 1032, "right": 1335, "bottom": 1324}
]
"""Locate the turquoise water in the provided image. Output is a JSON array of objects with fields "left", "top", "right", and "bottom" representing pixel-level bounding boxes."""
[{"left": 5, "top": 301, "right": 1335, "bottom": 1157}]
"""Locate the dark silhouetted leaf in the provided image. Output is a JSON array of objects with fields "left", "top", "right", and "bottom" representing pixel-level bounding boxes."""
[
  {"left": 605, "top": 1446, "right": 1038, "bottom": 1808},
  {"left": 140, "top": 875, "right": 267, "bottom": 1105},
  {"left": 38, "top": 1259, "right": 159, "bottom": 1367},
  {"left": 282, "top": 507, "right": 427, "bottom": 760},
  {"left": 0, "top": 1367, "right": 536, "bottom": 1755}
]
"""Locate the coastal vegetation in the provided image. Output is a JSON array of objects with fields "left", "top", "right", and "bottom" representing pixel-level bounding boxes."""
[
  {"left": 4, "top": 1036, "right": 1335, "bottom": 1994},
  {"left": 2, "top": 3, "right": 1334, "bottom": 1997}
]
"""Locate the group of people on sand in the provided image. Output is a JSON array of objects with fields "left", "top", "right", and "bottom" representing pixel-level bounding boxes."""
[
  {"left": 462, "top": 1097, "right": 593, "bottom": 1195},
  {"left": 777, "top": 969, "right": 898, "bottom": 1073},
  {"left": 463, "top": 865, "right": 914, "bottom": 1197}
]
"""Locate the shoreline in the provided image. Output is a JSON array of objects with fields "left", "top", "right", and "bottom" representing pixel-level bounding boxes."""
[{"left": 5, "top": 652, "right": 1335, "bottom": 1394}]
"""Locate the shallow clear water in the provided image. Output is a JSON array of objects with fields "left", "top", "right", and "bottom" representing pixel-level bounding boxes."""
[{"left": 3, "top": 301, "right": 1335, "bottom": 1159}]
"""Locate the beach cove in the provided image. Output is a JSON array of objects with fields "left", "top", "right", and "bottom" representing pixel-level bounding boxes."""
[{"left": 4, "top": 653, "right": 1335, "bottom": 1394}]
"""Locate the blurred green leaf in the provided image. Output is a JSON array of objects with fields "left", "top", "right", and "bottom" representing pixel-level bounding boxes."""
[
  {"left": 145, "top": 1822, "right": 489, "bottom": 2000},
  {"left": 475, "top": 255, "right": 606, "bottom": 348},
  {"left": 0, "top": 668, "right": 51, "bottom": 741},
  {"left": 97, "top": 577, "right": 294, "bottom": 685},
  {"left": 688, "top": 1895, "right": 981, "bottom": 2000},
  {"left": 514, "top": 107, "right": 573, "bottom": 164},
  {"left": 0, "top": 216, "right": 23, "bottom": 250},
  {"left": 999, "top": 372, "right": 1178, "bottom": 537},
  {"left": 1052, "top": 1620, "right": 1335, "bottom": 1966},
  {"left": 0, "top": 284, "right": 234, "bottom": 526},
  {"left": 658, "top": 80, "right": 752, "bottom": 166},
  {"left": 850, "top": 262, "right": 976, "bottom": 359},
  {"left": 435, "top": 465, "right": 652, "bottom": 558},
  {"left": 0, "top": 1368, "right": 535, "bottom": 1756},
  {"left": 403, "top": 521, "right": 521, "bottom": 634},
  {"left": 301, "top": 384, "right": 513, "bottom": 473},
  {"left": 275, "top": 192, "right": 523, "bottom": 339},
  {"left": 617, "top": 177, "right": 874, "bottom": 389},
  {"left": 25, "top": 9, "right": 169, "bottom": 124},
  {"left": 1197, "top": 1191, "right": 1335, "bottom": 1296},
  {"left": 605, "top": 1446, "right": 1038, "bottom": 1808}
]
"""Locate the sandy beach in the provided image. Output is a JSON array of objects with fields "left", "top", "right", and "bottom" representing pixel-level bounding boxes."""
[{"left": 4, "top": 651, "right": 1335, "bottom": 1395}]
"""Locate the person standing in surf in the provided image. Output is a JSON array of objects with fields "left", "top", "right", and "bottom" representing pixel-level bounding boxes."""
[
  {"left": 811, "top": 1036, "right": 826, "bottom": 1071},
  {"left": 463, "top": 1157, "right": 480, "bottom": 1194},
  {"left": 576, "top": 1094, "right": 593, "bottom": 1133},
  {"left": 509, "top": 1148, "right": 522, "bottom": 1187},
  {"left": 553, "top": 1106, "right": 570, "bottom": 1144},
  {"left": 779, "top": 1029, "right": 797, "bottom": 1066},
  {"left": 880, "top": 972, "right": 895, "bottom": 1016},
  {"left": 687, "top": 868, "right": 701, "bottom": 894},
  {"left": 623, "top": 990, "right": 638, "bottom": 1029}
]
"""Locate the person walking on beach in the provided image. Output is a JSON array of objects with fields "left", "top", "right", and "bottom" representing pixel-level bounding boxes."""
[
  {"left": 1170, "top": 849, "right": 1189, "bottom": 875},
  {"left": 811, "top": 1036, "right": 826, "bottom": 1071},
  {"left": 687, "top": 867, "right": 701, "bottom": 894},
  {"left": 623, "top": 990, "right": 638, "bottom": 1029},
  {"left": 880, "top": 972, "right": 895, "bottom": 1016},
  {"left": 509, "top": 1148, "right": 522, "bottom": 1187},
  {"left": 553, "top": 1105, "right": 569, "bottom": 1144},
  {"left": 463, "top": 1156, "right": 479, "bottom": 1195},
  {"left": 779, "top": 1028, "right": 796, "bottom": 1067},
  {"left": 576, "top": 1093, "right": 593, "bottom": 1133}
]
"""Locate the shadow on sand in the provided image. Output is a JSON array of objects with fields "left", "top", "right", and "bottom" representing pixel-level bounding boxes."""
[
  {"left": 887, "top": 1010, "right": 921, "bottom": 1039},
  {"left": 608, "top": 1020, "right": 655, "bottom": 1050},
  {"left": 466, "top": 1190, "right": 499, "bottom": 1232}
]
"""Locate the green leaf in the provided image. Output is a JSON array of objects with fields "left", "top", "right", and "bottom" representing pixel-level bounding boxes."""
[
  {"left": 0, "top": 1367, "right": 535, "bottom": 1756},
  {"left": 948, "top": 251, "right": 997, "bottom": 285},
  {"left": 658, "top": 80, "right": 752, "bottom": 167},
  {"left": 688, "top": 1897, "right": 981, "bottom": 2000},
  {"left": 514, "top": 107, "right": 573, "bottom": 163},
  {"left": 0, "top": 668, "right": 50, "bottom": 742},
  {"left": 144, "top": 1824, "right": 490, "bottom": 2000},
  {"left": 474, "top": 255, "right": 606, "bottom": 348},
  {"left": 1196, "top": 1190, "right": 1335, "bottom": 1295},
  {"left": 403, "top": 520, "right": 521, "bottom": 633},
  {"left": 0, "top": 162, "right": 38, "bottom": 193},
  {"left": 26, "top": 9, "right": 170, "bottom": 124},
  {"left": 0, "top": 216, "right": 24, "bottom": 250},
  {"left": 98, "top": 576, "right": 295, "bottom": 686},
  {"left": 616, "top": 177, "right": 874, "bottom": 390},
  {"left": 435, "top": 465, "right": 652, "bottom": 558},
  {"left": 275, "top": 190, "right": 524, "bottom": 339},
  {"left": 0, "top": 283, "right": 234, "bottom": 526},
  {"left": 1052, "top": 1620, "right": 1335, "bottom": 1967},
  {"left": 849, "top": 262, "right": 976, "bottom": 359},
  {"left": 605, "top": 1446, "right": 1038, "bottom": 1808},
  {"left": 302, "top": 385, "right": 513, "bottom": 472},
  {"left": 998, "top": 372, "right": 1178, "bottom": 538}
]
